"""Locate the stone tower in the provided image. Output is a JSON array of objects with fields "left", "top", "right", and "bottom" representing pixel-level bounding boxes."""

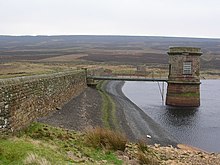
[{"left": 166, "top": 47, "right": 202, "bottom": 107}]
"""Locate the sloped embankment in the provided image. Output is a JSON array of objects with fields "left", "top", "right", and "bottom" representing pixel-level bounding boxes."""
[{"left": 1, "top": 122, "right": 220, "bottom": 165}]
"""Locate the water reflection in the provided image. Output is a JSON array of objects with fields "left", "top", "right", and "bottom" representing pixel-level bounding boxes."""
[{"left": 164, "top": 106, "right": 198, "bottom": 127}]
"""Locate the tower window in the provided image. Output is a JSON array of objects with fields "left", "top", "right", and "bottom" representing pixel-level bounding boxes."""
[{"left": 183, "top": 62, "right": 192, "bottom": 75}]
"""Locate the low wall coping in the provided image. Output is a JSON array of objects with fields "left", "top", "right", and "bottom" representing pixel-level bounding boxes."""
[
  {"left": 168, "top": 47, "right": 202, "bottom": 55},
  {"left": 0, "top": 70, "right": 84, "bottom": 87}
]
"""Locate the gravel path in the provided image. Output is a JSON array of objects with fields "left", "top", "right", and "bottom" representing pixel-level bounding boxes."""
[{"left": 39, "top": 80, "right": 177, "bottom": 146}]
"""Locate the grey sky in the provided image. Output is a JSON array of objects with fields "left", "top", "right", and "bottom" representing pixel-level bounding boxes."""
[{"left": 0, "top": 0, "right": 220, "bottom": 38}]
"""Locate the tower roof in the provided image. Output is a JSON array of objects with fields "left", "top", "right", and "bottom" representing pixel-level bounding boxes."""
[{"left": 168, "top": 47, "right": 202, "bottom": 55}]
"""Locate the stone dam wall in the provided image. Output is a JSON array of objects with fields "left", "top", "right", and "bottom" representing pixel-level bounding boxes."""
[{"left": 0, "top": 71, "right": 87, "bottom": 132}]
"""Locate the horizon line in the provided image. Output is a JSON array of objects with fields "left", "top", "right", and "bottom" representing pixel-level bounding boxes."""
[{"left": 0, "top": 34, "right": 220, "bottom": 40}]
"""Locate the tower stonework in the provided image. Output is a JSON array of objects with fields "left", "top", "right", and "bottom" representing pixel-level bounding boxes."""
[{"left": 166, "top": 47, "right": 202, "bottom": 107}]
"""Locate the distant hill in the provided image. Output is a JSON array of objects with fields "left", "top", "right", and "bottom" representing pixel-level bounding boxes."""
[{"left": 0, "top": 35, "right": 220, "bottom": 69}]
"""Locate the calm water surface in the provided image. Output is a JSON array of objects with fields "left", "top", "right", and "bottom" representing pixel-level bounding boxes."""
[{"left": 122, "top": 80, "right": 220, "bottom": 152}]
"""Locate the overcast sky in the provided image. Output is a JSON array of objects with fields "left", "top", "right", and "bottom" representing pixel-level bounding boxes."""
[{"left": 0, "top": 0, "right": 220, "bottom": 38}]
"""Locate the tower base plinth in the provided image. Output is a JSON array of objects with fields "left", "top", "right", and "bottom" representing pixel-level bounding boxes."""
[{"left": 166, "top": 82, "right": 200, "bottom": 107}]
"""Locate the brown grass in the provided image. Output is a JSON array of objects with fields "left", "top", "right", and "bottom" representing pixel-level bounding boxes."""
[
  {"left": 23, "top": 153, "right": 51, "bottom": 165},
  {"left": 137, "top": 152, "right": 159, "bottom": 165},
  {"left": 136, "top": 139, "right": 159, "bottom": 165},
  {"left": 137, "top": 139, "right": 149, "bottom": 152},
  {"left": 85, "top": 127, "right": 128, "bottom": 151}
]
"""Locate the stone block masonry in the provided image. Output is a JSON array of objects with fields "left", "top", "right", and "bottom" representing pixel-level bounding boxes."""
[
  {"left": 0, "top": 71, "right": 87, "bottom": 132},
  {"left": 166, "top": 83, "right": 200, "bottom": 107},
  {"left": 166, "top": 47, "right": 202, "bottom": 107}
]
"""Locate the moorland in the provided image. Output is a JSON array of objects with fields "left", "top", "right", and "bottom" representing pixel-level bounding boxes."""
[{"left": 0, "top": 35, "right": 220, "bottom": 79}]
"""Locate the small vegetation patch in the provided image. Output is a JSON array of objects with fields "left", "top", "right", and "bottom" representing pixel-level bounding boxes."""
[
  {"left": 85, "top": 127, "right": 128, "bottom": 151},
  {"left": 138, "top": 139, "right": 149, "bottom": 152},
  {"left": 137, "top": 151, "right": 159, "bottom": 165},
  {"left": 24, "top": 153, "right": 51, "bottom": 165}
]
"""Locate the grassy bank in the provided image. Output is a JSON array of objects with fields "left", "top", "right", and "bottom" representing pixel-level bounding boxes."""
[
  {"left": 1, "top": 122, "right": 219, "bottom": 164},
  {"left": 0, "top": 123, "right": 123, "bottom": 165},
  {"left": 96, "top": 81, "right": 119, "bottom": 131},
  {"left": 0, "top": 122, "right": 159, "bottom": 165}
]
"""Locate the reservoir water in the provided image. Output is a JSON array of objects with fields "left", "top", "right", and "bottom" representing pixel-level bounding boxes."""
[{"left": 122, "top": 80, "right": 220, "bottom": 152}]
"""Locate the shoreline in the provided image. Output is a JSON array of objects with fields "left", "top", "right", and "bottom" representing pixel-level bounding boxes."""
[{"left": 103, "top": 80, "right": 178, "bottom": 146}]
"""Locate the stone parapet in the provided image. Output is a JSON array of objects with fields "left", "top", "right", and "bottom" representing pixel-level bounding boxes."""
[{"left": 0, "top": 71, "right": 87, "bottom": 132}]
